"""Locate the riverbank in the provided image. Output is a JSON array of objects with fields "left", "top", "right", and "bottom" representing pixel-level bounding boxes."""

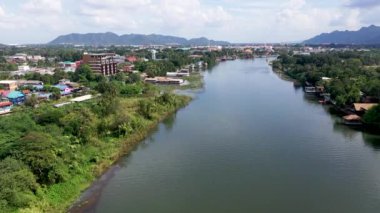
[
  {"left": 56, "top": 74, "right": 204, "bottom": 212},
  {"left": 19, "top": 94, "right": 192, "bottom": 213},
  {"left": 271, "top": 61, "right": 380, "bottom": 132},
  {"left": 57, "top": 73, "right": 205, "bottom": 212},
  {"left": 79, "top": 59, "right": 380, "bottom": 213}
]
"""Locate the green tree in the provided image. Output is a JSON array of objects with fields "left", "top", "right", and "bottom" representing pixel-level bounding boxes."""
[
  {"left": 363, "top": 105, "right": 380, "bottom": 128},
  {"left": 24, "top": 94, "right": 38, "bottom": 108},
  {"left": 59, "top": 107, "right": 99, "bottom": 143},
  {"left": 126, "top": 73, "right": 141, "bottom": 84},
  {"left": 71, "top": 64, "right": 95, "bottom": 83},
  {"left": 12, "top": 132, "right": 67, "bottom": 184},
  {"left": 0, "top": 158, "right": 39, "bottom": 211},
  {"left": 138, "top": 99, "right": 156, "bottom": 119}
]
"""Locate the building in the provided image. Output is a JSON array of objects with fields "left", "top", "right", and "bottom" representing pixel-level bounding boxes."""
[
  {"left": 0, "top": 101, "right": 12, "bottom": 115},
  {"left": 0, "top": 80, "right": 18, "bottom": 91},
  {"left": 167, "top": 69, "right": 190, "bottom": 77},
  {"left": 82, "top": 53, "right": 119, "bottom": 76},
  {"left": 126, "top": 55, "right": 138, "bottom": 63},
  {"left": 151, "top": 50, "right": 157, "bottom": 60},
  {"left": 145, "top": 77, "right": 184, "bottom": 85},
  {"left": 342, "top": 114, "right": 362, "bottom": 126},
  {"left": 7, "top": 91, "right": 25, "bottom": 104},
  {"left": 17, "top": 80, "right": 44, "bottom": 88},
  {"left": 59, "top": 61, "right": 77, "bottom": 72},
  {"left": 353, "top": 103, "right": 378, "bottom": 113},
  {"left": 18, "top": 64, "right": 31, "bottom": 72}
]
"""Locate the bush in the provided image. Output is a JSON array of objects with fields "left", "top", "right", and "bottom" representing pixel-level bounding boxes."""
[
  {"left": 363, "top": 105, "right": 380, "bottom": 128},
  {"left": 138, "top": 100, "right": 156, "bottom": 119},
  {"left": 0, "top": 158, "right": 39, "bottom": 211},
  {"left": 12, "top": 132, "right": 67, "bottom": 185}
]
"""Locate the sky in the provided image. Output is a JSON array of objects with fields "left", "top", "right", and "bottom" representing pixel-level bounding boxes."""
[{"left": 0, "top": 0, "right": 379, "bottom": 44}]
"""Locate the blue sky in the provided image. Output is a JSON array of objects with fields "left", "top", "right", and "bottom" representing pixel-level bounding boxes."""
[{"left": 0, "top": 0, "right": 379, "bottom": 44}]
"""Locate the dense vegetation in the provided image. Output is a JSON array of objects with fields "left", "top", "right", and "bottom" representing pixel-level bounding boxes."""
[
  {"left": 273, "top": 50, "right": 380, "bottom": 106},
  {"left": 363, "top": 105, "right": 380, "bottom": 128},
  {"left": 0, "top": 67, "right": 191, "bottom": 212},
  {"left": 273, "top": 50, "right": 380, "bottom": 130}
]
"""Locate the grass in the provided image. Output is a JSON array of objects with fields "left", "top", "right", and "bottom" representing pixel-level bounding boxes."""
[
  {"left": 156, "top": 72, "right": 204, "bottom": 92},
  {"left": 18, "top": 94, "right": 192, "bottom": 213}
]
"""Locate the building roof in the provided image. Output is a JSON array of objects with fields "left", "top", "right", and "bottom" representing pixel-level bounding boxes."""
[
  {"left": 343, "top": 114, "right": 361, "bottom": 121},
  {"left": 7, "top": 91, "right": 25, "bottom": 99},
  {"left": 0, "top": 80, "right": 17, "bottom": 84},
  {"left": 0, "top": 102, "right": 12, "bottom": 107},
  {"left": 71, "top": 95, "right": 93, "bottom": 102},
  {"left": 54, "top": 84, "right": 69, "bottom": 91},
  {"left": 18, "top": 80, "right": 43, "bottom": 85},
  {"left": 33, "top": 85, "right": 44, "bottom": 90},
  {"left": 0, "top": 90, "right": 10, "bottom": 97},
  {"left": 353, "top": 103, "right": 378, "bottom": 112}
]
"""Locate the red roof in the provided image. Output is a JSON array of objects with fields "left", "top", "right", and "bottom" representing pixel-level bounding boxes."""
[
  {"left": 0, "top": 102, "right": 12, "bottom": 107},
  {"left": 126, "top": 56, "right": 138, "bottom": 63}
]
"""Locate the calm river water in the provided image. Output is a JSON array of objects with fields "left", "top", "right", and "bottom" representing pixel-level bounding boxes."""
[{"left": 74, "top": 59, "right": 380, "bottom": 213}]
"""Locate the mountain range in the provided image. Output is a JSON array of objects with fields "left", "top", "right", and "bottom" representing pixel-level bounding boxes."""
[
  {"left": 48, "top": 32, "right": 230, "bottom": 46},
  {"left": 304, "top": 25, "right": 380, "bottom": 45}
]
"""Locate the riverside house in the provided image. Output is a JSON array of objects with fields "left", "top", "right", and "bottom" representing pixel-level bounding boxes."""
[
  {"left": 353, "top": 103, "right": 378, "bottom": 115},
  {"left": 0, "top": 101, "right": 13, "bottom": 115},
  {"left": 145, "top": 77, "right": 184, "bottom": 85}
]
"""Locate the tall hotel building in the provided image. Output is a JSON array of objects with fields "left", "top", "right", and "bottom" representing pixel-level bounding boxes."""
[{"left": 82, "top": 53, "right": 119, "bottom": 76}]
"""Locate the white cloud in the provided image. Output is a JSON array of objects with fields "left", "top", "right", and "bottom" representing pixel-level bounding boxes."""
[
  {"left": 22, "top": 0, "right": 62, "bottom": 14},
  {"left": 0, "top": 6, "right": 5, "bottom": 16},
  {"left": 77, "top": 0, "right": 232, "bottom": 38},
  {"left": 0, "top": 0, "right": 379, "bottom": 44}
]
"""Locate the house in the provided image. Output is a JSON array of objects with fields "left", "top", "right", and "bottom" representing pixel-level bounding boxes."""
[
  {"left": 123, "top": 64, "right": 135, "bottom": 73},
  {"left": 126, "top": 56, "right": 138, "bottom": 63},
  {"left": 53, "top": 84, "right": 72, "bottom": 96},
  {"left": 353, "top": 103, "right": 378, "bottom": 113},
  {"left": 342, "top": 114, "right": 362, "bottom": 126},
  {"left": 17, "top": 80, "right": 44, "bottom": 88},
  {"left": 145, "top": 77, "right": 184, "bottom": 85},
  {"left": 59, "top": 79, "right": 71, "bottom": 85},
  {"left": 304, "top": 86, "right": 316, "bottom": 93},
  {"left": 7, "top": 91, "right": 25, "bottom": 104},
  {"left": 0, "top": 90, "right": 10, "bottom": 98},
  {"left": 0, "top": 80, "right": 18, "bottom": 91},
  {"left": 167, "top": 69, "right": 190, "bottom": 77},
  {"left": 0, "top": 101, "right": 13, "bottom": 115},
  {"left": 37, "top": 93, "right": 52, "bottom": 100},
  {"left": 59, "top": 61, "right": 77, "bottom": 72},
  {"left": 18, "top": 64, "right": 31, "bottom": 72}
]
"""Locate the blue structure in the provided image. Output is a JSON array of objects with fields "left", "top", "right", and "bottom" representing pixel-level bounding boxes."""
[
  {"left": 7, "top": 91, "right": 25, "bottom": 105},
  {"left": 33, "top": 85, "right": 44, "bottom": 91},
  {"left": 53, "top": 84, "right": 69, "bottom": 91}
]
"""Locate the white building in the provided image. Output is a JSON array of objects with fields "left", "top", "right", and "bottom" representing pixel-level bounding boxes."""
[
  {"left": 18, "top": 64, "right": 31, "bottom": 72},
  {"left": 151, "top": 50, "right": 157, "bottom": 60}
]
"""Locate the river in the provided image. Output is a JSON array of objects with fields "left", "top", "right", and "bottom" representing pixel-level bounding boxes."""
[{"left": 72, "top": 59, "right": 380, "bottom": 213}]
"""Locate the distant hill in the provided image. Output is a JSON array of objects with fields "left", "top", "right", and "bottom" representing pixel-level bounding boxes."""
[
  {"left": 49, "top": 32, "right": 230, "bottom": 46},
  {"left": 304, "top": 25, "right": 380, "bottom": 45}
]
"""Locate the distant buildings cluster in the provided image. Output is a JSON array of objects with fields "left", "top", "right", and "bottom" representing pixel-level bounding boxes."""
[{"left": 0, "top": 79, "right": 83, "bottom": 115}]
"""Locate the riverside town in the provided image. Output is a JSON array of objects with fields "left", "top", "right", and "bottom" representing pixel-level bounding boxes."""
[{"left": 1, "top": 1, "right": 380, "bottom": 213}]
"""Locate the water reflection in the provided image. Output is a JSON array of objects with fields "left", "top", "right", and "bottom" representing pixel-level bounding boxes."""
[
  {"left": 362, "top": 133, "right": 380, "bottom": 150},
  {"left": 163, "top": 113, "right": 177, "bottom": 132}
]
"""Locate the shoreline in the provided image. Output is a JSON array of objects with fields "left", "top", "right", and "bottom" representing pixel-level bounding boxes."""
[
  {"left": 67, "top": 107, "right": 190, "bottom": 212},
  {"left": 64, "top": 73, "right": 205, "bottom": 212},
  {"left": 270, "top": 63, "right": 380, "bottom": 134}
]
